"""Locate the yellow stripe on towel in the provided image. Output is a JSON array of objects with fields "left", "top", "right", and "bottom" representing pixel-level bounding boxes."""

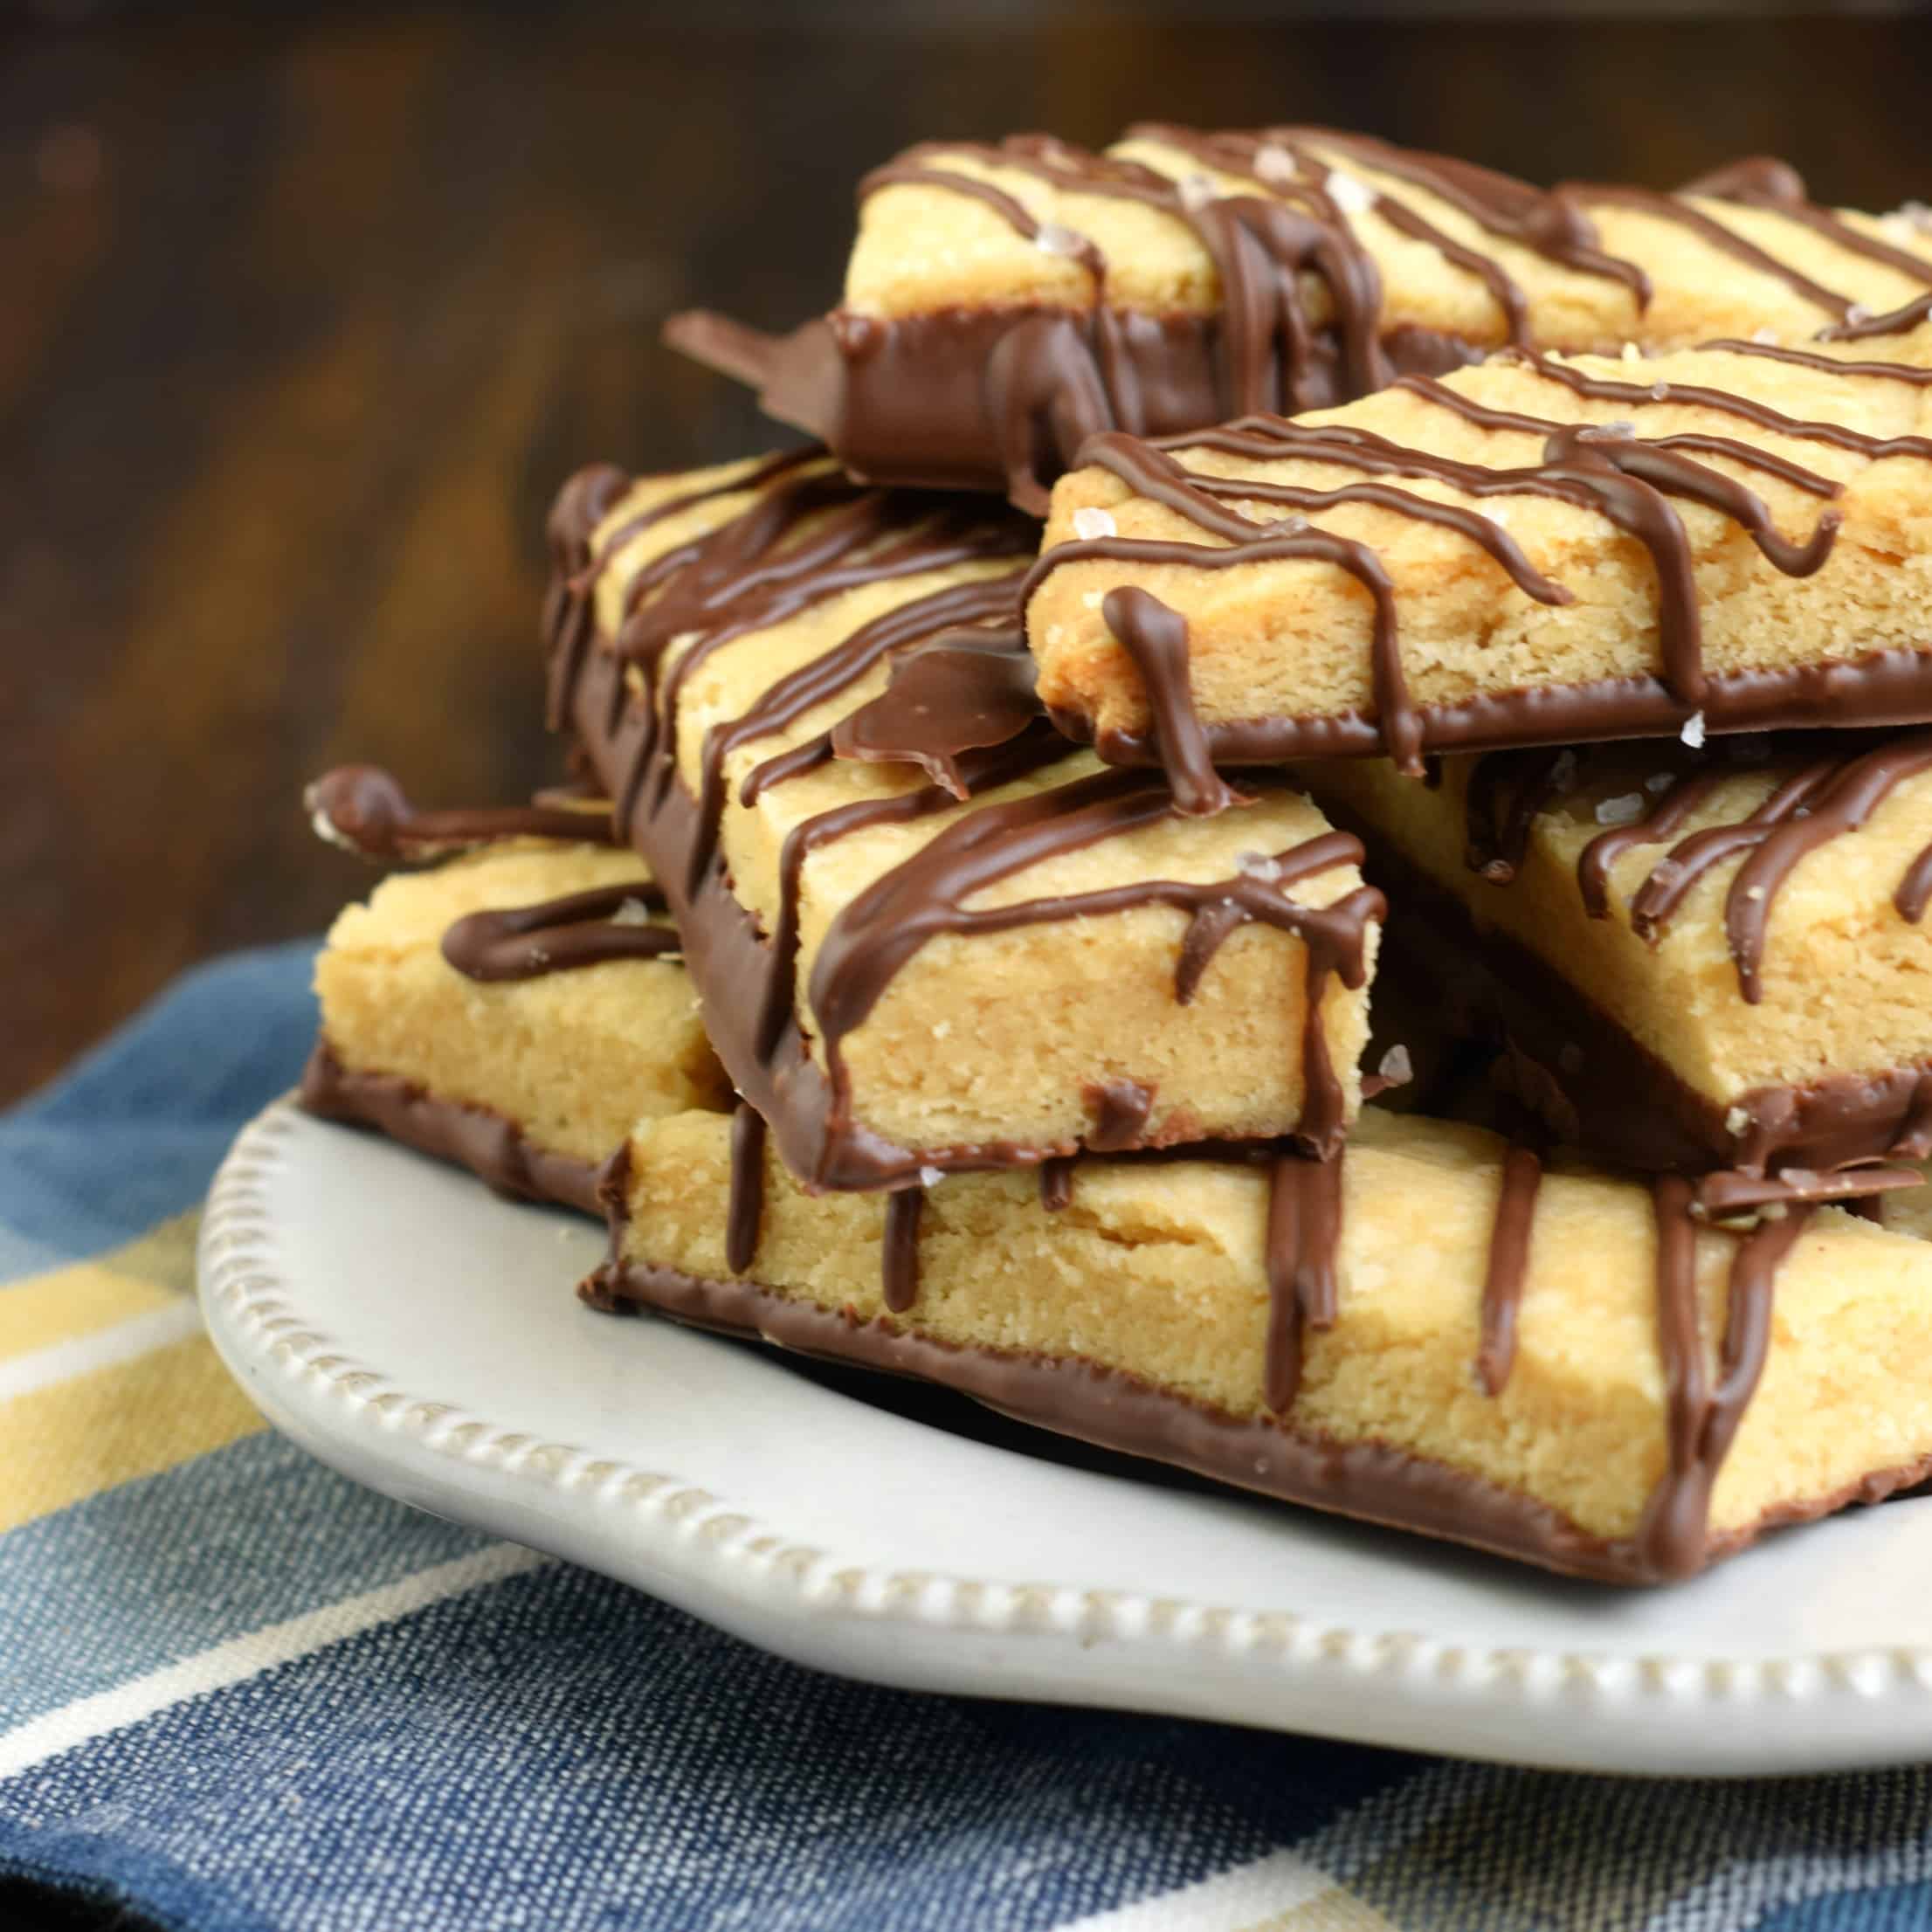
[{"left": 0, "top": 1334, "right": 265, "bottom": 1531}]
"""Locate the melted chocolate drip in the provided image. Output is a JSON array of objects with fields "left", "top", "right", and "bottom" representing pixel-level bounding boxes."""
[
  {"left": 882, "top": 1188, "right": 924, "bottom": 1314},
  {"left": 439, "top": 883, "right": 677, "bottom": 983},
  {"left": 1100, "top": 586, "right": 1243, "bottom": 814},
  {"left": 1475, "top": 1147, "right": 1542, "bottom": 1397},
  {"left": 727, "top": 1104, "right": 766, "bottom": 1275},
  {"left": 307, "top": 765, "right": 618, "bottom": 862},
  {"left": 1465, "top": 748, "right": 1578, "bottom": 884},
  {"left": 1637, "top": 1177, "right": 1813, "bottom": 1581},
  {"left": 1262, "top": 1149, "right": 1345, "bottom": 1412},
  {"left": 1083, "top": 1079, "right": 1156, "bottom": 1152},
  {"left": 1039, "top": 1156, "right": 1077, "bottom": 1211}
]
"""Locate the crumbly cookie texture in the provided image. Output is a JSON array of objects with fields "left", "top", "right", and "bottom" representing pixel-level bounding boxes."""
[
  {"left": 560, "top": 458, "right": 1381, "bottom": 1180},
  {"left": 314, "top": 841, "right": 728, "bottom": 1168},
  {"left": 1304, "top": 743, "right": 1932, "bottom": 1120},
  {"left": 600, "top": 1104, "right": 1932, "bottom": 1575},
  {"left": 852, "top": 133, "right": 1932, "bottom": 349},
  {"left": 1029, "top": 342, "right": 1932, "bottom": 758}
]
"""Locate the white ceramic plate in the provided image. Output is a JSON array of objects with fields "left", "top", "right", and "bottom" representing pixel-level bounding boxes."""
[{"left": 199, "top": 1097, "right": 1932, "bottom": 1776}]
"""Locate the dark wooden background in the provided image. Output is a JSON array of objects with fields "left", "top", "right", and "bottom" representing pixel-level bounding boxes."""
[{"left": 6, "top": 3, "right": 1932, "bottom": 1101}]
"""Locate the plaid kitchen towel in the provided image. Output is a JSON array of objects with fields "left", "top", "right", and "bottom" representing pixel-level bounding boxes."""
[{"left": 7, "top": 946, "right": 1932, "bottom": 1931}]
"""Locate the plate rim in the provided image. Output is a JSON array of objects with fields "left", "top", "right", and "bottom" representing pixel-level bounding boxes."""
[{"left": 198, "top": 1096, "right": 1932, "bottom": 1773}]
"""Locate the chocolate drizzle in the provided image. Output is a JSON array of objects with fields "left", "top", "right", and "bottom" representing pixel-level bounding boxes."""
[
  {"left": 439, "top": 882, "right": 678, "bottom": 983},
  {"left": 1560, "top": 732, "right": 1932, "bottom": 998},
  {"left": 306, "top": 765, "right": 619, "bottom": 861}
]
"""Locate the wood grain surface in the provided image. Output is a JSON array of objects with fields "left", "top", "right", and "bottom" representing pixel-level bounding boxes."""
[{"left": 4, "top": 5, "right": 1929, "bottom": 1101}]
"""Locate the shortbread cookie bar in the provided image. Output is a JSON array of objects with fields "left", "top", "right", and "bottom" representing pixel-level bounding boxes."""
[
  {"left": 589, "top": 1103, "right": 1932, "bottom": 1584},
  {"left": 1304, "top": 737, "right": 1932, "bottom": 1176},
  {"left": 668, "top": 131, "right": 1932, "bottom": 509},
  {"left": 303, "top": 783, "right": 728, "bottom": 1211},
  {"left": 544, "top": 454, "right": 1383, "bottom": 1190},
  {"left": 1028, "top": 337, "right": 1932, "bottom": 776}
]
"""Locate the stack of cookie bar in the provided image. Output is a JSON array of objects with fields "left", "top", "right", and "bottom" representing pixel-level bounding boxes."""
[{"left": 301, "top": 126, "right": 1932, "bottom": 1584}]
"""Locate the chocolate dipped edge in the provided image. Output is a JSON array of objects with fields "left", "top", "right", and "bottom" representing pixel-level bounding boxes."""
[
  {"left": 299, "top": 1041, "right": 603, "bottom": 1217},
  {"left": 666, "top": 305, "right": 1485, "bottom": 503},
  {"left": 583, "top": 1245, "right": 1932, "bottom": 1587},
  {"left": 1054, "top": 646, "right": 1932, "bottom": 770}
]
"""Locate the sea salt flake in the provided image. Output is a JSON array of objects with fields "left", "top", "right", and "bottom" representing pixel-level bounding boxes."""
[
  {"left": 1594, "top": 792, "right": 1646, "bottom": 827},
  {"left": 1744, "top": 885, "right": 1766, "bottom": 901},
  {"left": 1178, "top": 172, "right": 1218, "bottom": 213},
  {"left": 1238, "top": 851, "right": 1286, "bottom": 881},
  {"left": 1600, "top": 417, "right": 1636, "bottom": 438},
  {"left": 1650, "top": 382, "right": 1670, "bottom": 401},
  {"left": 1253, "top": 143, "right": 1299, "bottom": 190},
  {"left": 1072, "top": 506, "right": 1117, "bottom": 542},
  {"left": 1034, "top": 221, "right": 1090, "bottom": 259},
  {"left": 610, "top": 897, "right": 657, "bottom": 926},
  {"left": 1726, "top": 1106, "right": 1752, "bottom": 1136},
  {"left": 1271, "top": 513, "right": 1308, "bottom": 535},
  {"left": 1324, "top": 169, "right": 1375, "bottom": 216},
  {"left": 1680, "top": 710, "right": 1707, "bottom": 749},
  {"left": 1620, "top": 342, "right": 1642, "bottom": 363},
  {"left": 1377, "top": 1044, "right": 1413, "bottom": 1087},
  {"left": 918, "top": 1166, "right": 946, "bottom": 1189},
  {"left": 1646, "top": 771, "right": 1675, "bottom": 793},
  {"left": 1752, "top": 326, "right": 1779, "bottom": 344},
  {"left": 1846, "top": 302, "right": 1873, "bottom": 325}
]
